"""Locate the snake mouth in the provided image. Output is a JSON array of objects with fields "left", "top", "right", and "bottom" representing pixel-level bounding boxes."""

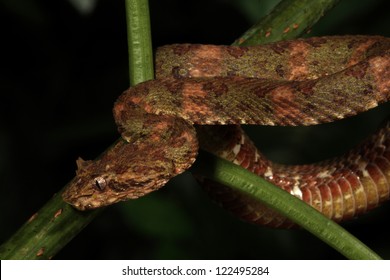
[
  {"left": 63, "top": 190, "right": 130, "bottom": 210},
  {"left": 66, "top": 195, "right": 108, "bottom": 211}
]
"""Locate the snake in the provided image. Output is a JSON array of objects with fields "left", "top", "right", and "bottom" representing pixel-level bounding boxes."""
[{"left": 62, "top": 35, "right": 390, "bottom": 228}]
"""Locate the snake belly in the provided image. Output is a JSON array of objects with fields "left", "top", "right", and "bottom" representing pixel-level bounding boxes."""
[{"left": 62, "top": 36, "right": 390, "bottom": 227}]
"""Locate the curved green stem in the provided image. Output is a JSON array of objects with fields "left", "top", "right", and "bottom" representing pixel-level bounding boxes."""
[
  {"left": 192, "top": 152, "right": 381, "bottom": 260},
  {"left": 234, "top": 0, "right": 341, "bottom": 46},
  {"left": 0, "top": 0, "right": 381, "bottom": 260},
  {"left": 226, "top": 0, "right": 381, "bottom": 259}
]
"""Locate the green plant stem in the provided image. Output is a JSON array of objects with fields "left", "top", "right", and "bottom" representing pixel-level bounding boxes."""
[
  {"left": 233, "top": 0, "right": 341, "bottom": 46},
  {"left": 0, "top": 0, "right": 153, "bottom": 260},
  {"left": 0, "top": 0, "right": 381, "bottom": 260},
  {"left": 0, "top": 188, "right": 101, "bottom": 259},
  {"left": 125, "top": 0, "right": 154, "bottom": 85},
  {"left": 225, "top": 0, "right": 381, "bottom": 259},
  {"left": 192, "top": 152, "right": 381, "bottom": 260}
]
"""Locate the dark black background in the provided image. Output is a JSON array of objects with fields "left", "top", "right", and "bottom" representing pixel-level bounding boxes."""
[{"left": 1, "top": 0, "right": 390, "bottom": 259}]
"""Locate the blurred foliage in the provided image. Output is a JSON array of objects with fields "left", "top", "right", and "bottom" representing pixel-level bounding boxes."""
[
  {"left": 68, "top": 0, "right": 99, "bottom": 15},
  {"left": 0, "top": 0, "right": 389, "bottom": 259}
]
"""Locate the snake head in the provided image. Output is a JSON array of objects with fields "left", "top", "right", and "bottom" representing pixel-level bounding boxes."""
[
  {"left": 62, "top": 165, "right": 123, "bottom": 210},
  {"left": 62, "top": 142, "right": 176, "bottom": 210},
  {"left": 62, "top": 157, "right": 134, "bottom": 210},
  {"left": 63, "top": 91, "right": 199, "bottom": 210}
]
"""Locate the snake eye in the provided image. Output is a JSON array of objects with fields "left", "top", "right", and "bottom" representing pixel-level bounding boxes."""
[{"left": 94, "top": 177, "right": 107, "bottom": 191}]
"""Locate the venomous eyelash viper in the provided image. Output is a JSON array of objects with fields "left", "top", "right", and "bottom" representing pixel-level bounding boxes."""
[{"left": 62, "top": 35, "right": 390, "bottom": 228}]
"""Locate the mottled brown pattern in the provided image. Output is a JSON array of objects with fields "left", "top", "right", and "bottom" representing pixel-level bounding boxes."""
[
  {"left": 348, "top": 39, "right": 379, "bottom": 66},
  {"left": 370, "top": 56, "right": 390, "bottom": 94},
  {"left": 275, "top": 64, "right": 285, "bottom": 78},
  {"left": 172, "top": 66, "right": 189, "bottom": 78},
  {"left": 345, "top": 61, "right": 369, "bottom": 79},
  {"left": 270, "top": 41, "right": 290, "bottom": 55},
  {"left": 296, "top": 80, "right": 317, "bottom": 95},
  {"left": 202, "top": 80, "right": 230, "bottom": 96},
  {"left": 172, "top": 44, "right": 193, "bottom": 55},
  {"left": 226, "top": 46, "right": 249, "bottom": 58},
  {"left": 287, "top": 41, "right": 310, "bottom": 80},
  {"left": 199, "top": 121, "right": 390, "bottom": 228},
  {"left": 63, "top": 36, "right": 390, "bottom": 228},
  {"left": 306, "top": 37, "right": 327, "bottom": 48}
]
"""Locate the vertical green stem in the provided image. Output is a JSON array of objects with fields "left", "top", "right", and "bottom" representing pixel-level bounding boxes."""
[
  {"left": 0, "top": 0, "right": 154, "bottom": 260},
  {"left": 0, "top": 0, "right": 381, "bottom": 260},
  {"left": 125, "top": 0, "right": 154, "bottom": 85}
]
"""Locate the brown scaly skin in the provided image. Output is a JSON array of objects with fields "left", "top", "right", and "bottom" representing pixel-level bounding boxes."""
[
  {"left": 197, "top": 123, "right": 390, "bottom": 228},
  {"left": 63, "top": 112, "right": 198, "bottom": 210},
  {"left": 62, "top": 36, "right": 390, "bottom": 227}
]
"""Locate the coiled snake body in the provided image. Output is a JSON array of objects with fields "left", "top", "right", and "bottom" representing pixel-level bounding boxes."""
[{"left": 63, "top": 36, "right": 390, "bottom": 227}]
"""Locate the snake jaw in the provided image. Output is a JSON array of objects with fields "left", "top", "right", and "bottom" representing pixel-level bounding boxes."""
[
  {"left": 62, "top": 162, "right": 171, "bottom": 210},
  {"left": 63, "top": 188, "right": 133, "bottom": 211},
  {"left": 62, "top": 172, "right": 165, "bottom": 210},
  {"left": 62, "top": 135, "right": 195, "bottom": 210},
  {"left": 62, "top": 173, "right": 112, "bottom": 210}
]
